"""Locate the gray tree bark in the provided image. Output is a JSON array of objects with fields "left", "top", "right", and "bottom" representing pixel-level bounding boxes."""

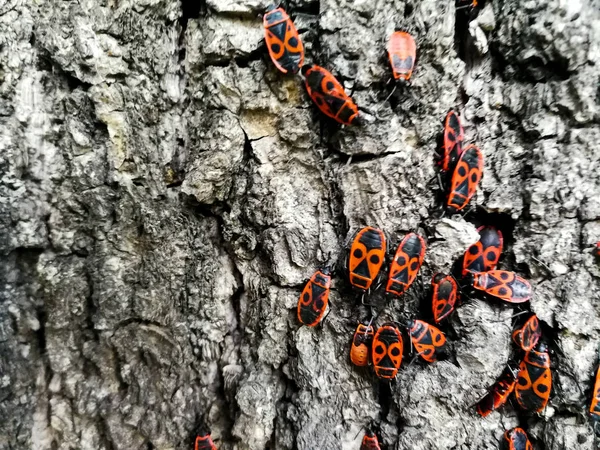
[{"left": 1, "top": 0, "right": 599, "bottom": 449}]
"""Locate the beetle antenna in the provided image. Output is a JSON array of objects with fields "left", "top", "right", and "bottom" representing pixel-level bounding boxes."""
[
  {"left": 384, "top": 84, "right": 398, "bottom": 104},
  {"left": 365, "top": 316, "right": 375, "bottom": 335}
]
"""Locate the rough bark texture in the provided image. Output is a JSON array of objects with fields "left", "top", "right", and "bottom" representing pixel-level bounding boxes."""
[{"left": 1, "top": 0, "right": 600, "bottom": 449}]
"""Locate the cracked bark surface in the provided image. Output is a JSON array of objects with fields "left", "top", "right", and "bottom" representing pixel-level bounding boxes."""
[{"left": 1, "top": 0, "right": 600, "bottom": 449}]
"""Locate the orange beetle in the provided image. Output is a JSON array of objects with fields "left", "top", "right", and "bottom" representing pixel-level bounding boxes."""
[
  {"left": 446, "top": 144, "right": 483, "bottom": 213},
  {"left": 386, "top": 232, "right": 426, "bottom": 297},
  {"left": 301, "top": 65, "right": 360, "bottom": 125},
  {"left": 515, "top": 342, "right": 551, "bottom": 412},
  {"left": 387, "top": 31, "right": 417, "bottom": 81},
  {"left": 471, "top": 270, "right": 532, "bottom": 303},
  {"left": 347, "top": 227, "right": 386, "bottom": 291},
  {"left": 350, "top": 322, "right": 375, "bottom": 367},
  {"left": 512, "top": 314, "right": 541, "bottom": 352},
  {"left": 360, "top": 430, "right": 381, "bottom": 450},
  {"left": 439, "top": 109, "right": 465, "bottom": 172},
  {"left": 462, "top": 226, "right": 503, "bottom": 277},
  {"left": 372, "top": 324, "right": 403, "bottom": 379},
  {"left": 263, "top": 5, "right": 304, "bottom": 74},
  {"left": 195, "top": 434, "right": 217, "bottom": 450},
  {"left": 431, "top": 273, "right": 458, "bottom": 323},
  {"left": 297, "top": 268, "right": 331, "bottom": 326},
  {"left": 475, "top": 362, "right": 519, "bottom": 417},
  {"left": 407, "top": 320, "right": 447, "bottom": 363}
]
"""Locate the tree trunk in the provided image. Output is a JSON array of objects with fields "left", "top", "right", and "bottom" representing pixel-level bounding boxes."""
[{"left": 1, "top": 0, "right": 599, "bottom": 449}]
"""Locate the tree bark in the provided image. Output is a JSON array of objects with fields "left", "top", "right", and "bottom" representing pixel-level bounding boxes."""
[{"left": 1, "top": 0, "right": 599, "bottom": 449}]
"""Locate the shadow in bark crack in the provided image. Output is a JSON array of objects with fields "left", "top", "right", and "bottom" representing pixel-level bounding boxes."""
[{"left": 454, "top": 0, "right": 485, "bottom": 65}]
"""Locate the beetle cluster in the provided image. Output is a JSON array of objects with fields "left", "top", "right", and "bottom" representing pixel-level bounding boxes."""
[
  {"left": 436, "top": 110, "right": 484, "bottom": 213},
  {"left": 294, "top": 101, "right": 541, "bottom": 448},
  {"left": 243, "top": 3, "right": 600, "bottom": 450},
  {"left": 493, "top": 347, "right": 600, "bottom": 450},
  {"left": 264, "top": 2, "right": 544, "bottom": 447},
  {"left": 297, "top": 225, "right": 446, "bottom": 449},
  {"left": 296, "top": 221, "right": 542, "bottom": 448},
  {"left": 344, "top": 228, "right": 448, "bottom": 375},
  {"left": 264, "top": 3, "right": 486, "bottom": 216},
  {"left": 263, "top": 5, "right": 416, "bottom": 128}
]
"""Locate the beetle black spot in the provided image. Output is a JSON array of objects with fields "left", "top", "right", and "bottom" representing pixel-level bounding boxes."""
[
  {"left": 458, "top": 166, "right": 467, "bottom": 176},
  {"left": 271, "top": 43, "right": 281, "bottom": 54},
  {"left": 410, "top": 261, "right": 419, "bottom": 271},
  {"left": 500, "top": 272, "right": 510, "bottom": 280},
  {"left": 537, "top": 383, "right": 549, "bottom": 393},
  {"left": 375, "top": 345, "right": 385, "bottom": 355},
  {"left": 469, "top": 246, "right": 479, "bottom": 255},
  {"left": 370, "top": 254, "right": 380, "bottom": 264},
  {"left": 326, "top": 81, "right": 335, "bottom": 90},
  {"left": 288, "top": 37, "right": 298, "bottom": 47},
  {"left": 448, "top": 114, "right": 460, "bottom": 130},
  {"left": 390, "top": 347, "right": 401, "bottom": 357},
  {"left": 353, "top": 249, "right": 363, "bottom": 259},
  {"left": 303, "top": 293, "right": 310, "bottom": 302},
  {"left": 471, "top": 172, "right": 479, "bottom": 182},
  {"left": 486, "top": 251, "right": 497, "bottom": 261},
  {"left": 397, "top": 256, "right": 406, "bottom": 266},
  {"left": 498, "top": 287, "right": 508, "bottom": 296}
]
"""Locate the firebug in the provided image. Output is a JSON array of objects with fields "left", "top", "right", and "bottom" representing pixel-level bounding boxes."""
[
  {"left": 387, "top": 31, "right": 417, "bottom": 82},
  {"left": 360, "top": 430, "right": 381, "bottom": 450},
  {"left": 471, "top": 270, "right": 532, "bottom": 303},
  {"left": 462, "top": 226, "right": 503, "bottom": 277},
  {"left": 512, "top": 314, "right": 542, "bottom": 352},
  {"left": 431, "top": 273, "right": 458, "bottom": 323},
  {"left": 514, "top": 341, "right": 552, "bottom": 412},
  {"left": 446, "top": 144, "right": 483, "bottom": 213},
  {"left": 386, "top": 232, "right": 426, "bottom": 297},
  {"left": 407, "top": 319, "right": 447, "bottom": 363},
  {"left": 439, "top": 110, "right": 464, "bottom": 172},
  {"left": 263, "top": 5, "right": 304, "bottom": 74},
  {"left": 301, "top": 65, "right": 360, "bottom": 125},
  {"left": 347, "top": 226, "right": 386, "bottom": 291},
  {"left": 350, "top": 322, "right": 375, "bottom": 367},
  {"left": 475, "top": 362, "right": 519, "bottom": 417},
  {"left": 297, "top": 268, "right": 331, "bottom": 326},
  {"left": 195, "top": 434, "right": 217, "bottom": 450},
  {"left": 501, "top": 427, "right": 533, "bottom": 450},
  {"left": 372, "top": 323, "right": 403, "bottom": 379}
]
